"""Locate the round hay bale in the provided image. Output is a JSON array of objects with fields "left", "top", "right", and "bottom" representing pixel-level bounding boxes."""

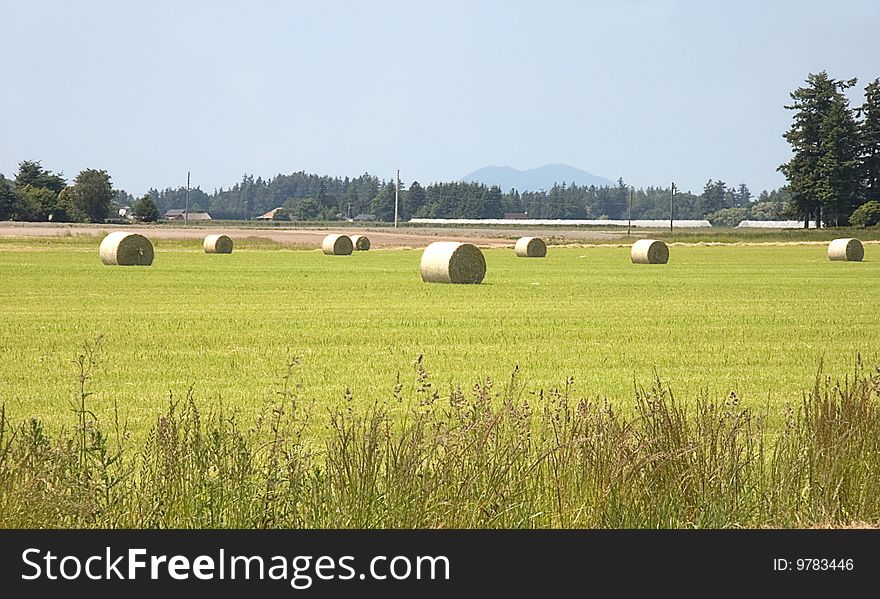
[
  {"left": 420, "top": 241, "right": 486, "bottom": 284},
  {"left": 322, "top": 234, "right": 353, "bottom": 255},
  {"left": 631, "top": 239, "right": 669, "bottom": 264},
  {"left": 350, "top": 234, "right": 371, "bottom": 251},
  {"left": 204, "top": 234, "right": 233, "bottom": 254},
  {"left": 828, "top": 238, "right": 864, "bottom": 262},
  {"left": 514, "top": 236, "right": 547, "bottom": 258},
  {"left": 99, "top": 232, "right": 154, "bottom": 266}
]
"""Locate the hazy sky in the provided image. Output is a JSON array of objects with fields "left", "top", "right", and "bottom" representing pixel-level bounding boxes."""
[{"left": 2, "top": 0, "right": 879, "bottom": 196}]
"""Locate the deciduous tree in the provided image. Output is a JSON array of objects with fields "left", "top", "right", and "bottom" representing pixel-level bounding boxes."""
[{"left": 70, "top": 169, "right": 115, "bottom": 222}]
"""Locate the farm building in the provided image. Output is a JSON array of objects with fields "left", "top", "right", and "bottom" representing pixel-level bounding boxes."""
[
  {"left": 353, "top": 213, "right": 376, "bottom": 222},
  {"left": 163, "top": 209, "right": 212, "bottom": 221},
  {"left": 256, "top": 208, "right": 284, "bottom": 220}
]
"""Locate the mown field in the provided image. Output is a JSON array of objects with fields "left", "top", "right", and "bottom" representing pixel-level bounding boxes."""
[{"left": 0, "top": 234, "right": 877, "bottom": 436}]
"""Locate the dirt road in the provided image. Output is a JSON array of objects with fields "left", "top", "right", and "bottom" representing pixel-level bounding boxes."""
[{"left": 0, "top": 222, "right": 622, "bottom": 249}]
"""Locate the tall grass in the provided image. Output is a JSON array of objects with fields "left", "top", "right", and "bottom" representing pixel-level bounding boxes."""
[{"left": 2, "top": 342, "right": 879, "bottom": 528}]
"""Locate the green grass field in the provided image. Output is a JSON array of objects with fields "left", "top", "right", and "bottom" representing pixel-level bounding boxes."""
[{"left": 1, "top": 236, "right": 878, "bottom": 436}]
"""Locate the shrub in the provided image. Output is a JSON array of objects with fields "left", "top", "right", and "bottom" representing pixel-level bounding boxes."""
[
  {"left": 707, "top": 207, "right": 749, "bottom": 227},
  {"left": 748, "top": 201, "right": 785, "bottom": 221},
  {"left": 849, "top": 201, "right": 880, "bottom": 227}
]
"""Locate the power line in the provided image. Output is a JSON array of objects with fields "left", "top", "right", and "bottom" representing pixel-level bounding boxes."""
[
  {"left": 394, "top": 169, "right": 400, "bottom": 227},
  {"left": 185, "top": 171, "right": 190, "bottom": 226}
]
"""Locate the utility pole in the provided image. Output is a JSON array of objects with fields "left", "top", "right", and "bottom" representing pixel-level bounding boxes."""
[
  {"left": 670, "top": 181, "right": 675, "bottom": 232},
  {"left": 628, "top": 187, "right": 633, "bottom": 237},
  {"left": 185, "top": 171, "right": 190, "bottom": 226},
  {"left": 394, "top": 169, "right": 400, "bottom": 227}
]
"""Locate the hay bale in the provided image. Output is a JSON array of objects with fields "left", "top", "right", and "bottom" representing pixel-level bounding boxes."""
[
  {"left": 828, "top": 238, "right": 864, "bottom": 262},
  {"left": 631, "top": 239, "right": 669, "bottom": 264},
  {"left": 515, "top": 236, "right": 547, "bottom": 258},
  {"left": 420, "top": 241, "right": 486, "bottom": 284},
  {"left": 350, "top": 234, "right": 371, "bottom": 251},
  {"left": 204, "top": 234, "right": 233, "bottom": 254},
  {"left": 322, "top": 234, "right": 353, "bottom": 255},
  {"left": 99, "top": 232, "right": 154, "bottom": 266}
]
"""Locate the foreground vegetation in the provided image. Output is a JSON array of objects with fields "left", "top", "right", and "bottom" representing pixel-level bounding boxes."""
[{"left": 1, "top": 348, "right": 878, "bottom": 528}]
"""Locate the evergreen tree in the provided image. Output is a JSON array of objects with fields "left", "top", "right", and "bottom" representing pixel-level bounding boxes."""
[
  {"left": 113, "top": 189, "right": 134, "bottom": 208},
  {"left": 243, "top": 174, "right": 256, "bottom": 217},
  {"left": 860, "top": 79, "right": 880, "bottom": 200},
  {"left": 54, "top": 187, "right": 89, "bottom": 222},
  {"left": 612, "top": 179, "right": 629, "bottom": 219},
  {"left": 502, "top": 188, "right": 523, "bottom": 214},
  {"left": 478, "top": 185, "right": 503, "bottom": 218},
  {"left": 0, "top": 175, "right": 16, "bottom": 220},
  {"left": 734, "top": 183, "right": 752, "bottom": 207},
  {"left": 293, "top": 198, "right": 321, "bottom": 220},
  {"left": 316, "top": 180, "right": 331, "bottom": 210},
  {"left": 816, "top": 94, "right": 862, "bottom": 225},
  {"left": 360, "top": 175, "right": 379, "bottom": 210},
  {"left": 369, "top": 183, "right": 396, "bottom": 221},
  {"left": 779, "top": 72, "right": 858, "bottom": 226},
  {"left": 132, "top": 194, "right": 161, "bottom": 222},
  {"left": 14, "top": 160, "right": 66, "bottom": 194},
  {"left": 700, "top": 180, "right": 727, "bottom": 215},
  {"left": 404, "top": 181, "right": 426, "bottom": 219}
]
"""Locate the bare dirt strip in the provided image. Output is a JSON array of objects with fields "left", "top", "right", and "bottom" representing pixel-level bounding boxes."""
[{"left": 0, "top": 222, "right": 622, "bottom": 249}]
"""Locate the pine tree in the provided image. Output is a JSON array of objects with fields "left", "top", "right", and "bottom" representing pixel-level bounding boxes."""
[
  {"left": 404, "top": 181, "right": 426, "bottom": 219},
  {"left": 0, "top": 174, "right": 16, "bottom": 220},
  {"left": 369, "top": 183, "right": 396, "bottom": 221},
  {"left": 479, "top": 186, "right": 503, "bottom": 218},
  {"left": 700, "top": 180, "right": 727, "bottom": 215},
  {"left": 734, "top": 183, "right": 752, "bottom": 207},
  {"left": 860, "top": 79, "right": 880, "bottom": 201},
  {"left": 14, "top": 160, "right": 66, "bottom": 194},
  {"left": 779, "top": 72, "right": 858, "bottom": 226},
  {"left": 816, "top": 95, "right": 862, "bottom": 225},
  {"left": 132, "top": 194, "right": 161, "bottom": 222}
]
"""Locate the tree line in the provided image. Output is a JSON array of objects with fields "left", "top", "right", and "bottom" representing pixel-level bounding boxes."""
[
  {"left": 126, "top": 174, "right": 793, "bottom": 224},
  {"left": 779, "top": 72, "right": 880, "bottom": 227},
  {"left": 0, "top": 161, "right": 116, "bottom": 223},
  {"left": 0, "top": 162, "right": 797, "bottom": 225}
]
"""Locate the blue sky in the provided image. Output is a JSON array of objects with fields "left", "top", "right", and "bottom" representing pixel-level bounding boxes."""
[{"left": 2, "top": 0, "right": 878, "bottom": 195}]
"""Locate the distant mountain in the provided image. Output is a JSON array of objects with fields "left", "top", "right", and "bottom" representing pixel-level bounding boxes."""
[{"left": 461, "top": 164, "right": 614, "bottom": 192}]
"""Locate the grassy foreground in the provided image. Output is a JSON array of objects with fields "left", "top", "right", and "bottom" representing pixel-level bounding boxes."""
[
  {"left": 0, "top": 237, "right": 878, "bottom": 436},
  {"left": 1, "top": 354, "right": 879, "bottom": 528}
]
